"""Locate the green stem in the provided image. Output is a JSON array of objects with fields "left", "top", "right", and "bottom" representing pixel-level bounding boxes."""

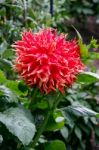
[
  {"left": 31, "top": 111, "right": 51, "bottom": 148},
  {"left": 31, "top": 92, "right": 62, "bottom": 148},
  {"left": 29, "top": 88, "right": 38, "bottom": 109},
  {"left": 52, "top": 93, "right": 61, "bottom": 111}
]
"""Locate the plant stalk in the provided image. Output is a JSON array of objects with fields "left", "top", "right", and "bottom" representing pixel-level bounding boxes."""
[
  {"left": 52, "top": 93, "right": 61, "bottom": 111},
  {"left": 31, "top": 92, "right": 62, "bottom": 148},
  {"left": 29, "top": 88, "right": 38, "bottom": 110},
  {"left": 31, "top": 111, "right": 51, "bottom": 148}
]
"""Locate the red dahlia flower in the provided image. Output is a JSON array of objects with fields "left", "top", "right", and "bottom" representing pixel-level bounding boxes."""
[{"left": 13, "top": 28, "right": 84, "bottom": 93}]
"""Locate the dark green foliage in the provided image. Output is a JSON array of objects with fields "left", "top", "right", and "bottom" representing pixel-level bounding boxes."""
[
  {"left": 44, "top": 140, "right": 66, "bottom": 150},
  {"left": 0, "top": 107, "right": 36, "bottom": 145}
]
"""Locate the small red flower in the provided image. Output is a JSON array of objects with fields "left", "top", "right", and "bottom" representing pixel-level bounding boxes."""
[{"left": 13, "top": 28, "right": 84, "bottom": 93}]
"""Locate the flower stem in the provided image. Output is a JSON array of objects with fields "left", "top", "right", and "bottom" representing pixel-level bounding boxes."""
[
  {"left": 29, "top": 88, "right": 38, "bottom": 110},
  {"left": 31, "top": 111, "right": 51, "bottom": 148},
  {"left": 31, "top": 92, "right": 62, "bottom": 148},
  {"left": 52, "top": 92, "right": 62, "bottom": 111}
]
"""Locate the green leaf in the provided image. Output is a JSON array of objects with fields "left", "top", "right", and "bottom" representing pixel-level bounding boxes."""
[
  {"left": 75, "top": 126, "right": 82, "bottom": 140},
  {"left": 96, "top": 113, "right": 99, "bottom": 118},
  {"left": 0, "top": 135, "right": 3, "bottom": 144},
  {"left": 44, "top": 140, "right": 66, "bottom": 150},
  {"left": 79, "top": 41, "right": 88, "bottom": 58},
  {"left": 0, "top": 107, "right": 36, "bottom": 145},
  {"left": 0, "top": 59, "right": 12, "bottom": 71},
  {"left": 62, "top": 111, "right": 75, "bottom": 129},
  {"left": 18, "top": 80, "right": 28, "bottom": 93},
  {"left": 72, "top": 25, "right": 82, "bottom": 40},
  {"left": 0, "top": 70, "right": 7, "bottom": 84},
  {"left": 0, "top": 41, "right": 8, "bottom": 55},
  {"left": 95, "top": 126, "right": 99, "bottom": 137},
  {"left": 46, "top": 92, "right": 61, "bottom": 109},
  {"left": 88, "top": 38, "right": 99, "bottom": 49},
  {"left": 2, "top": 48, "right": 14, "bottom": 59},
  {"left": 73, "top": 26, "right": 88, "bottom": 58},
  {"left": 0, "top": 7, "right": 6, "bottom": 17},
  {"left": 62, "top": 105, "right": 99, "bottom": 117},
  {"left": 60, "top": 127, "right": 69, "bottom": 140},
  {"left": 77, "top": 72, "right": 99, "bottom": 84},
  {"left": 0, "top": 70, "right": 25, "bottom": 96},
  {"left": 6, "top": 80, "right": 27, "bottom": 96},
  {"left": 89, "top": 52, "right": 99, "bottom": 60},
  {"left": 36, "top": 100, "right": 48, "bottom": 109},
  {"left": 45, "top": 110, "right": 64, "bottom": 131},
  {"left": 0, "top": 85, "right": 18, "bottom": 103}
]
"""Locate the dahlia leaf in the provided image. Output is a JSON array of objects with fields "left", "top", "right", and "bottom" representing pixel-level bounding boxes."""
[
  {"left": 0, "top": 58, "right": 12, "bottom": 71},
  {"left": 6, "top": 80, "right": 28, "bottom": 96},
  {"left": 36, "top": 100, "right": 48, "bottom": 109},
  {"left": 88, "top": 37, "right": 99, "bottom": 49},
  {"left": 74, "top": 126, "right": 82, "bottom": 140},
  {"left": 0, "top": 85, "right": 18, "bottom": 103},
  {"left": 0, "top": 40, "right": 8, "bottom": 55},
  {"left": 44, "top": 140, "right": 66, "bottom": 150},
  {"left": 72, "top": 25, "right": 82, "bottom": 40},
  {"left": 73, "top": 26, "right": 89, "bottom": 58},
  {"left": 60, "top": 127, "right": 69, "bottom": 140},
  {"left": 96, "top": 114, "right": 99, "bottom": 118},
  {"left": 45, "top": 110, "right": 64, "bottom": 131},
  {"left": 89, "top": 52, "right": 99, "bottom": 60},
  {"left": 0, "top": 70, "right": 7, "bottom": 84},
  {"left": 0, "top": 107, "right": 36, "bottom": 145},
  {"left": 77, "top": 71, "right": 99, "bottom": 84},
  {"left": 62, "top": 105, "right": 99, "bottom": 117},
  {"left": 2, "top": 48, "right": 14, "bottom": 59},
  {"left": 0, "top": 70, "right": 27, "bottom": 96},
  {"left": 79, "top": 41, "right": 89, "bottom": 58}
]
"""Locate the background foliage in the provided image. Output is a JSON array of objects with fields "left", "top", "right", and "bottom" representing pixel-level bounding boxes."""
[{"left": 0, "top": 0, "right": 99, "bottom": 150}]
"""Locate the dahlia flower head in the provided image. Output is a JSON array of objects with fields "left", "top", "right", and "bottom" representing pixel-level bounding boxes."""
[{"left": 13, "top": 28, "right": 84, "bottom": 94}]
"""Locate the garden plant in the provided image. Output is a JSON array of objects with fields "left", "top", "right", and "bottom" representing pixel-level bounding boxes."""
[{"left": 0, "top": 0, "right": 99, "bottom": 150}]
